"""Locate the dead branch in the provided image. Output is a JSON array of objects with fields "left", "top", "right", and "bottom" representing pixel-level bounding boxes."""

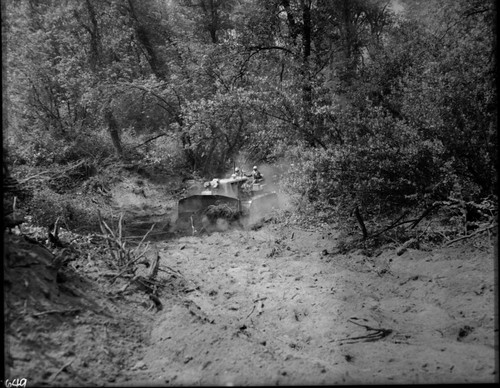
[
  {"left": 148, "top": 248, "right": 160, "bottom": 280},
  {"left": 353, "top": 206, "right": 368, "bottom": 239},
  {"left": 190, "top": 215, "right": 197, "bottom": 235},
  {"left": 50, "top": 358, "right": 75, "bottom": 381},
  {"left": 98, "top": 211, "right": 118, "bottom": 265},
  {"left": 53, "top": 217, "right": 60, "bottom": 238},
  {"left": 332, "top": 318, "right": 392, "bottom": 343},
  {"left": 33, "top": 308, "right": 81, "bottom": 317},
  {"left": 410, "top": 202, "right": 441, "bottom": 229},
  {"left": 100, "top": 218, "right": 116, "bottom": 239},
  {"left": 132, "top": 133, "right": 168, "bottom": 149},
  {"left": 118, "top": 213, "right": 123, "bottom": 242},
  {"left": 396, "top": 238, "right": 419, "bottom": 256},
  {"left": 132, "top": 242, "right": 151, "bottom": 264},
  {"left": 246, "top": 305, "right": 256, "bottom": 319},
  {"left": 48, "top": 217, "right": 64, "bottom": 248},
  {"left": 160, "top": 265, "right": 183, "bottom": 277},
  {"left": 109, "top": 253, "right": 148, "bottom": 283},
  {"left": 370, "top": 210, "right": 410, "bottom": 239},
  {"left": 19, "top": 160, "right": 87, "bottom": 185},
  {"left": 117, "top": 213, "right": 125, "bottom": 265},
  {"left": 18, "top": 170, "right": 52, "bottom": 184},
  {"left": 445, "top": 223, "right": 498, "bottom": 246},
  {"left": 368, "top": 203, "right": 442, "bottom": 240},
  {"left": 131, "top": 223, "right": 156, "bottom": 256}
]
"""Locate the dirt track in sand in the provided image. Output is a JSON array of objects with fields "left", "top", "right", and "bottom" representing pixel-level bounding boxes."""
[
  {"left": 3, "top": 176, "right": 498, "bottom": 386},
  {"left": 116, "top": 223, "right": 497, "bottom": 386}
]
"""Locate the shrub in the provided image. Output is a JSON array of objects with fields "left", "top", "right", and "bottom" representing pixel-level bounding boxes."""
[
  {"left": 27, "top": 187, "right": 112, "bottom": 232},
  {"left": 281, "top": 106, "right": 453, "bottom": 232}
]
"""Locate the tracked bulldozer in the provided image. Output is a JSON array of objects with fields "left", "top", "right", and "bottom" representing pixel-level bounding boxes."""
[{"left": 176, "top": 175, "right": 278, "bottom": 233}]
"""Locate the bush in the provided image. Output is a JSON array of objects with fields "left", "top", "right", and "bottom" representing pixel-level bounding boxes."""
[
  {"left": 27, "top": 187, "right": 112, "bottom": 232},
  {"left": 281, "top": 106, "right": 453, "bottom": 231},
  {"left": 8, "top": 127, "right": 117, "bottom": 169}
]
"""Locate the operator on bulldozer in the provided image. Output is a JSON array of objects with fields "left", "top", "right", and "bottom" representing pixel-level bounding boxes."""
[
  {"left": 237, "top": 165, "right": 264, "bottom": 183},
  {"left": 234, "top": 167, "right": 243, "bottom": 178},
  {"left": 251, "top": 166, "right": 264, "bottom": 183}
]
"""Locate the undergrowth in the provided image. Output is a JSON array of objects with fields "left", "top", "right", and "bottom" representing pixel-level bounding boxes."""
[{"left": 27, "top": 186, "right": 114, "bottom": 233}]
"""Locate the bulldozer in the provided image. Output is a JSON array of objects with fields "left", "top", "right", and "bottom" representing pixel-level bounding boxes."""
[{"left": 175, "top": 175, "right": 278, "bottom": 233}]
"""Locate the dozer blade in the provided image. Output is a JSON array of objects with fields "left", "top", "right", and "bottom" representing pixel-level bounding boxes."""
[{"left": 176, "top": 195, "right": 241, "bottom": 233}]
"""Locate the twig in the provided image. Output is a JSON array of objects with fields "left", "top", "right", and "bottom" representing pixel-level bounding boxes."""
[
  {"left": 161, "top": 265, "right": 183, "bottom": 276},
  {"left": 33, "top": 308, "right": 81, "bottom": 317},
  {"left": 416, "top": 220, "right": 433, "bottom": 240},
  {"left": 51, "top": 358, "right": 75, "bottom": 381},
  {"left": 246, "top": 305, "right": 256, "bottom": 319},
  {"left": 109, "top": 253, "right": 147, "bottom": 283},
  {"left": 117, "top": 213, "right": 125, "bottom": 265},
  {"left": 148, "top": 248, "right": 160, "bottom": 280},
  {"left": 445, "top": 223, "right": 498, "bottom": 246},
  {"left": 190, "top": 215, "right": 196, "bottom": 235},
  {"left": 53, "top": 216, "right": 60, "bottom": 238},
  {"left": 133, "top": 242, "right": 151, "bottom": 264},
  {"left": 131, "top": 223, "right": 156, "bottom": 255},
  {"left": 347, "top": 318, "right": 381, "bottom": 330},
  {"left": 118, "top": 213, "right": 123, "bottom": 243},
  {"left": 132, "top": 133, "right": 168, "bottom": 149},
  {"left": 100, "top": 218, "right": 116, "bottom": 238},
  {"left": 122, "top": 231, "right": 170, "bottom": 239},
  {"left": 20, "top": 161, "right": 86, "bottom": 184},
  {"left": 98, "top": 211, "right": 118, "bottom": 265},
  {"left": 370, "top": 211, "right": 410, "bottom": 239},
  {"left": 331, "top": 318, "right": 392, "bottom": 343},
  {"left": 18, "top": 170, "right": 52, "bottom": 184},
  {"left": 410, "top": 203, "right": 441, "bottom": 229}
]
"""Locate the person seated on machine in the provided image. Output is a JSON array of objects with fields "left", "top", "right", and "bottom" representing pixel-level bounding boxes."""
[{"left": 251, "top": 166, "right": 264, "bottom": 184}]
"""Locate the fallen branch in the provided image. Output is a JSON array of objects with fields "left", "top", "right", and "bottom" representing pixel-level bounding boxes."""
[
  {"left": 368, "top": 203, "right": 442, "bottom": 241},
  {"left": 161, "top": 265, "right": 183, "bottom": 276},
  {"left": 331, "top": 318, "right": 392, "bottom": 343},
  {"left": 148, "top": 247, "right": 160, "bottom": 280},
  {"left": 109, "top": 253, "right": 148, "bottom": 283},
  {"left": 50, "top": 358, "right": 75, "bottom": 381},
  {"left": 121, "top": 231, "right": 169, "bottom": 239},
  {"left": 353, "top": 206, "right": 368, "bottom": 239},
  {"left": 33, "top": 308, "right": 81, "bottom": 317},
  {"left": 369, "top": 211, "right": 408, "bottom": 239},
  {"left": 131, "top": 223, "right": 156, "bottom": 256},
  {"left": 190, "top": 215, "right": 197, "bottom": 235},
  {"left": 47, "top": 217, "right": 65, "bottom": 248},
  {"left": 246, "top": 305, "right": 256, "bottom": 319},
  {"left": 410, "top": 203, "right": 441, "bottom": 229},
  {"left": 445, "top": 223, "right": 498, "bottom": 246},
  {"left": 18, "top": 170, "right": 52, "bottom": 184},
  {"left": 98, "top": 211, "right": 119, "bottom": 266},
  {"left": 133, "top": 133, "right": 168, "bottom": 149},
  {"left": 20, "top": 160, "right": 87, "bottom": 184}
]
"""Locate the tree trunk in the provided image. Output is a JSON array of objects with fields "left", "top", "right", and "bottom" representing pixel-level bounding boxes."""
[
  {"left": 301, "top": 0, "right": 314, "bottom": 147},
  {"left": 85, "top": 0, "right": 102, "bottom": 71},
  {"left": 104, "top": 108, "right": 123, "bottom": 158},
  {"left": 354, "top": 205, "right": 368, "bottom": 240}
]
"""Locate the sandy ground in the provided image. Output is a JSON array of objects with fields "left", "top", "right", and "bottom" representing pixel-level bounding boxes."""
[{"left": 3, "top": 177, "right": 499, "bottom": 386}]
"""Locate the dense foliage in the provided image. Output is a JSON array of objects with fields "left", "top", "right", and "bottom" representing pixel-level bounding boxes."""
[{"left": 3, "top": 0, "right": 497, "bottom": 232}]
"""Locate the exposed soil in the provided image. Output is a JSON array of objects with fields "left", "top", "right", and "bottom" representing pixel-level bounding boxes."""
[{"left": 3, "top": 175, "right": 499, "bottom": 386}]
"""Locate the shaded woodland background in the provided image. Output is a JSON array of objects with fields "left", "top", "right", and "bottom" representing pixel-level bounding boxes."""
[{"left": 2, "top": 0, "right": 497, "bottom": 235}]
